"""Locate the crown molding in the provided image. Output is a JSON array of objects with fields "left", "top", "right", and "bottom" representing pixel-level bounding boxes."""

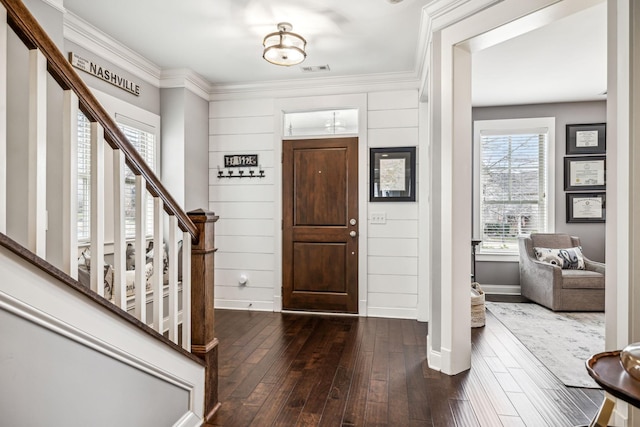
[
  {"left": 160, "top": 69, "right": 212, "bottom": 100},
  {"left": 416, "top": 0, "right": 504, "bottom": 100},
  {"left": 208, "top": 71, "right": 421, "bottom": 101},
  {"left": 41, "top": 0, "right": 64, "bottom": 13},
  {"left": 63, "top": 12, "right": 161, "bottom": 86}
]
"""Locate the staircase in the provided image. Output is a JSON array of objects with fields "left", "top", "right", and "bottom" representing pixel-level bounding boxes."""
[{"left": 0, "top": 0, "right": 218, "bottom": 425}]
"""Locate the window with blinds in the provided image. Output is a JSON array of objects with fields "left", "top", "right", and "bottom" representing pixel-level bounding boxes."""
[
  {"left": 77, "top": 112, "right": 91, "bottom": 241},
  {"left": 474, "top": 118, "right": 555, "bottom": 254},
  {"left": 77, "top": 112, "right": 157, "bottom": 242},
  {"left": 119, "top": 121, "right": 156, "bottom": 238}
]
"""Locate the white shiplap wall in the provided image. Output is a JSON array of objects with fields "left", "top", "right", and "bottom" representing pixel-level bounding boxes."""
[
  {"left": 367, "top": 90, "right": 420, "bottom": 319},
  {"left": 209, "top": 98, "right": 277, "bottom": 311},
  {"left": 209, "top": 89, "right": 421, "bottom": 318}
]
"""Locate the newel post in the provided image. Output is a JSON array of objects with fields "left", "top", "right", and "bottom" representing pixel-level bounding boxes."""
[{"left": 188, "top": 209, "right": 220, "bottom": 421}]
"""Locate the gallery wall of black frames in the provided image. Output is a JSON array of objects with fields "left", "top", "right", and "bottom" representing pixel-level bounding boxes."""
[{"left": 563, "top": 123, "right": 606, "bottom": 223}]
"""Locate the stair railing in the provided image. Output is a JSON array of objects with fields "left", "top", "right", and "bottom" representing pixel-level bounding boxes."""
[
  {"left": 0, "top": 0, "right": 220, "bottom": 418},
  {"left": 0, "top": 0, "right": 197, "bottom": 346}
]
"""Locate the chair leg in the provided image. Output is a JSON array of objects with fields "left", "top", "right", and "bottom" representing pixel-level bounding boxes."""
[{"left": 588, "top": 396, "right": 615, "bottom": 427}]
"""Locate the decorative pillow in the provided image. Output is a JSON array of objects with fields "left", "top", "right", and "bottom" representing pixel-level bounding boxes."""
[
  {"left": 533, "top": 246, "right": 585, "bottom": 270},
  {"left": 103, "top": 264, "right": 113, "bottom": 300},
  {"left": 79, "top": 248, "right": 91, "bottom": 269},
  {"left": 77, "top": 248, "right": 113, "bottom": 300},
  {"left": 125, "top": 262, "right": 154, "bottom": 297},
  {"left": 125, "top": 243, "right": 135, "bottom": 270}
]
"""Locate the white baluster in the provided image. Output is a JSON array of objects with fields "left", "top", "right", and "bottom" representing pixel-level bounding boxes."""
[
  {"left": 134, "top": 175, "right": 146, "bottom": 321},
  {"left": 112, "top": 149, "right": 126, "bottom": 309},
  {"left": 28, "top": 49, "right": 47, "bottom": 257},
  {"left": 0, "top": 7, "right": 7, "bottom": 234},
  {"left": 168, "top": 215, "right": 179, "bottom": 343},
  {"left": 181, "top": 232, "right": 191, "bottom": 351},
  {"left": 90, "top": 122, "right": 105, "bottom": 297},
  {"left": 152, "top": 197, "right": 164, "bottom": 334},
  {"left": 62, "top": 91, "right": 78, "bottom": 279}
]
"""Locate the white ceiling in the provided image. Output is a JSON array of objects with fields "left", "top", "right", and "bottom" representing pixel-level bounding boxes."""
[{"left": 62, "top": 0, "right": 607, "bottom": 106}]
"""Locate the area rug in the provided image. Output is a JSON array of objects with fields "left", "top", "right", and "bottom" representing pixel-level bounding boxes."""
[{"left": 485, "top": 301, "right": 604, "bottom": 388}]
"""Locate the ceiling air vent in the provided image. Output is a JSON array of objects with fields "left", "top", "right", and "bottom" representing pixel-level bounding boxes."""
[{"left": 300, "top": 65, "right": 331, "bottom": 73}]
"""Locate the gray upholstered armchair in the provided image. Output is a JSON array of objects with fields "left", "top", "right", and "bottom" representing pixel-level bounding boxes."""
[{"left": 518, "top": 233, "right": 605, "bottom": 311}]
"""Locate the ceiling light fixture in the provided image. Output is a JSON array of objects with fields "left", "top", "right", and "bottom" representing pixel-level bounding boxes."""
[{"left": 263, "top": 22, "right": 307, "bottom": 66}]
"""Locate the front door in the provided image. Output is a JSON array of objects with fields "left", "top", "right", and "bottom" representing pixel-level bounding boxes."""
[{"left": 282, "top": 137, "right": 358, "bottom": 313}]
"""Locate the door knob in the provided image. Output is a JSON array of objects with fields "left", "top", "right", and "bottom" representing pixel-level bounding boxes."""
[
  {"left": 350, "top": 218, "right": 357, "bottom": 226},
  {"left": 350, "top": 231, "right": 357, "bottom": 237}
]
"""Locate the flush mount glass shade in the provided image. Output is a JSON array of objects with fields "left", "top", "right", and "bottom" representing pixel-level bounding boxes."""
[{"left": 263, "top": 22, "right": 307, "bottom": 66}]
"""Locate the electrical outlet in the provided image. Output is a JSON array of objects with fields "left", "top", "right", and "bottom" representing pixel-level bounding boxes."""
[{"left": 370, "top": 212, "right": 386, "bottom": 224}]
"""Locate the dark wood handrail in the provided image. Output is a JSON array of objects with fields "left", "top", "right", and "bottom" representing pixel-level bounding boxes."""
[{"left": 1, "top": 0, "right": 199, "bottom": 241}]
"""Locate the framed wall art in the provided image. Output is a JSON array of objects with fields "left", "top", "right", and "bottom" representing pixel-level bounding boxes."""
[
  {"left": 564, "top": 155, "right": 606, "bottom": 191},
  {"left": 566, "top": 123, "right": 606, "bottom": 155},
  {"left": 370, "top": 147, "right": 416, "bottom": 202},
  {"left": 566, "top": 192, "right": 606, "bottom": 223}
]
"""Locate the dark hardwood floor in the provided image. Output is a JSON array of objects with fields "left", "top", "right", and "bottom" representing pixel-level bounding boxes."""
[{"left": 206, "top": 309, "right": 602, "bottom": 426}]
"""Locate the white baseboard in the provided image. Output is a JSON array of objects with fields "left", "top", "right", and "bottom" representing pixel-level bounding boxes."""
[
  {"left": 174, "top": 411, "right": 202, "bottom": 427},
  {"left": 367, "top": 307, "right": 416, "bottom": 319},
  {"left": 480, "top": 284, "right": 521, "bottom": 295},
  {"left": 214, "top": 299, "right": 274, "bottom": 312},
  {"left": 427, "top": 336, "right": 442, "bottom": 371}
]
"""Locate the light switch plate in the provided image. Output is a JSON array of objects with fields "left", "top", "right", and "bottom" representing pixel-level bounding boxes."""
[{"left": 370, "top": 212, "right": 386, "bottom": 224}]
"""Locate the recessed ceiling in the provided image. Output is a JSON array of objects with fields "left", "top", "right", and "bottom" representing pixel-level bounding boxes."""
[{"left": 61, "top": 0, "right": 607, "bottom": 105}]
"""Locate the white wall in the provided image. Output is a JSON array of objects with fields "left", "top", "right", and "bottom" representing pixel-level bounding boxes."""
[
  {"left": 0, "top": 244, "right": 204, "bottom": 426},
  {"left": 209, "top": 97, "right": 277, "bottom": 312},
  {"left": 367, "top": 91, "right": 420, "bottom": 318},
  {"left": 209, "top": 89, "right": 423, "bottom": 319}
]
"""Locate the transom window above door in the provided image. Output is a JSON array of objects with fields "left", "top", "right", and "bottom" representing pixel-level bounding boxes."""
[{"left": 284, "top": 109, "right": 358, "bottom": 137}]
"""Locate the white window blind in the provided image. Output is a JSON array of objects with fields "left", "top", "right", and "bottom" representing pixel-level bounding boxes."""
[
  {"left": 77, "top": 112, "right": 91, "bottom": 241},
  {"left": 119, "top": 120, "right": 156, "bottom": 238},
  {"left": 77, "top": 112, "right": 157, "bottom": 242},
  {"left": 474, "top": 118, "right": 555, "bottom": 255}
]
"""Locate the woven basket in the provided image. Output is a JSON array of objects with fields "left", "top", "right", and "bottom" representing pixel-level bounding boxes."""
[{"left": 471, "top": 282, "right": 485, "bottom": 328}]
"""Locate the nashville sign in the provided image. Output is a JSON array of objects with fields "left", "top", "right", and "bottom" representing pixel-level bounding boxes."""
[{"left": 69, "top": 52, "right": 140, "bottom": 96}]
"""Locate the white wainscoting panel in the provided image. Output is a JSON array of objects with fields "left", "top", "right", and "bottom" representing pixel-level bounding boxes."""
[
  {"left": 215, "top": 219, "right": 275, "bottom": 237},
  {"left": 210, "top": 185, "right": 275, "bottom": 203},
  {"left": 209, "top": 97, "right": 277, "bottom": 310},
  {"left": 367, "top": 238, "right": 418, "bottom": 257},
  {"left": 368, "top": 127, "right": 419, "bottom": 147},
  {"left": 366, "top": 99, "right": 420, "bottom": 319},
  {"left": 215, "top": 252, "right": 275, "bottom": 271},
  {"left": 211, "top": 202, "right": 275, "bottom": 220},
  {"left": 215, "top": 235, "right": 275, "bottom": 254},
  {"left": 368, "top": 219, "right": 418, "bottom": 239},
  {"left": 209, "top": 133, "right": 273, "bottom": 152},
  {"left": 368, "top": 274, "right": 418, "bottom": 295},
  {"left": 209, "top": 98, "right": 274, "bottom": 118},
  {"left": 209, "top": 90, "right": 425, "bottom": 318},
  {"left": 368, "top": 256, "right": 418, "bottom": 276},
  {"left": 368, "top": 109, "right": 419, "bottom": 129},
  {"left": 209, "top": 116, "right": 274, "bottom": 135},
  {"left": 215, "top": 269, "right": 275, "bottom": 288},
  {"left": 368, "top": 90, "right": 418, "bottom": 111}
]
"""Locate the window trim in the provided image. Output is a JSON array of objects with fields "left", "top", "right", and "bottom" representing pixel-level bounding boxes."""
[
  {"left": 77, "top": 88, "right": 161, "bottom": 244},
  {"left": 473, "top": 117, "right": 555, "bottom": 257}
]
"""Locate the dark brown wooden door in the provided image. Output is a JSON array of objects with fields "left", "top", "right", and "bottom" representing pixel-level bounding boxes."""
[{"left": 283, "top": 137, "right": 359, "bottom": 313}]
